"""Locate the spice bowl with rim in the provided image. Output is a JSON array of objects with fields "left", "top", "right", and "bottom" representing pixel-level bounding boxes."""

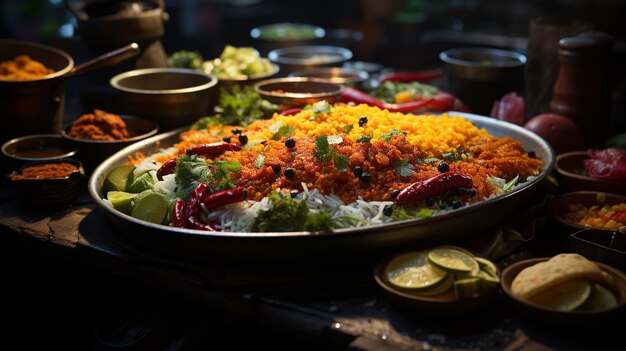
[
  {"left": 547, "top": 191, "right": 626, "bottom": 236},
  {"left": 254, "top": 77, "right": 344, "bottom": 106},
  {"left": 555, "top": 151, "right": 626, "bottom": 195},
  {"left": 9, "top": 158, "right": 85, "bottom": 206},
  {"left": 1, "top": 133, "right": 79, "bottom": 173},
  {"left": 61, "top": 115, "right": 159, "bottom": 172}
]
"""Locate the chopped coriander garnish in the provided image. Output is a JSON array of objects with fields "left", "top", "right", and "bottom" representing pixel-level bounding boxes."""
[
  {"left": 271, "top": 124, "right": 295, "bottom": 141},
  {"left": 391, "top": 159, "right": 416, "bottom": 177},
  {"left": 356, "top": 134, "right": 373, "bottom": 143},
  {"left": 314, "top": 134, "right": 350, "bottom": 172},
  {"left": 343, "top": 124, "right": 354, "bottom": 133},
  {"left": 380, "top": 129, "right": 407, "bottom": 142},
  {"left": 254, "top": 154, "right": 266, "bottom": 169}
]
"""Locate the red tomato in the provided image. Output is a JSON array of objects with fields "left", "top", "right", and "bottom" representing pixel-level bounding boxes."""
[{"left": 523, "top": 113, "right": 584, "bottom": 154}]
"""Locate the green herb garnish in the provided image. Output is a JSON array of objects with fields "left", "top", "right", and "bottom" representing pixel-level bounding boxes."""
[
  {"left": 356, "top": 134, "right": 373, "bottom": 143},
  {"left": 254, "top": 154, "right": 266, "bottom": 168},
  {"left": 271, "top": 124, "right": 295, "bottom": 141},
  {"left": 251, "top": 190, "right": 335, "bottom": 232},
  {"left": 215, "top": 85, "right": 279, "bottom": 126},
  {"left": 314, "top": 134, "right": 349, "bottom": 172},
  {"left": 391, "top": 159, "right": 416, "bottom": 177},
  {"left": 343, "top": 124, "right": 354, "bottom": 133},
  {"left": 502, "top": 174, "right": 520, "bottom": 192},
  {"left": 174, "top": 154, "right": 211, "bottom": 199},
  {"left": 380, "top": 129, "right": 407, "bottom": 142}
]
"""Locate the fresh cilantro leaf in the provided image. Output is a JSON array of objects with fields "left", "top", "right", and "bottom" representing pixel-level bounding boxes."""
[
  {"left": 254, "top": 154, "right": 265, "bottom": 169},
  {"left": 356, "top": 134, "right": 373, "bottom": 143},
  {"left": 304, "top": 100, "right": 331, "bottom": 115},
  {"left": 314, "top": 134, "right": 349, "bottom": 171},
  {"left": 216, "top": 85, "right": 279, "bottom": 126},
  {"left": 191, "top": 116, "right": 222, "bottom": 130},
  {"left": 174, "top": 154, "right": 211, "bottom": 199},
  {"left": 332, "top": 153, "right": 350, "bottom": 172},
  {"left": 391, "top": 159, "right": 416, "bottom": 177},
  {"left": 380, "top": 129, "right": 407, "bottom": 142},
  {"left": 343, "top": 124, "right": 354, "bottom": 133},
  {"left": 271, "top": 124, "right": 295, "bottom": 141}
]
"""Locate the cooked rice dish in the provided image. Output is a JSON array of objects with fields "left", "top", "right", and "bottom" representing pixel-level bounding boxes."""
[{"left": 110, "top": 103, "right": 542, "bottom": 232}]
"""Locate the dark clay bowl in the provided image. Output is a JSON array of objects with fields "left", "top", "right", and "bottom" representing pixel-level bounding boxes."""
[
  {"left": 568, "top": 229, "right": 626, "bottom": 272},
  {"left": 501, "top": 257, "right": 626, "bottom": 327},
  {"left": 8, "top": 158, "right": 85, "bottom": 206},
  {"left": 547, "top": 191, "right": 626, "bottom": 236},
  {"left": 61, "top": 115, "right": 159, "bottom": 172},
  {"left": 555, "top": 151, "right": 626, "bottom": 195},
  {"left": 373, "top": 250, "right": 500, "bottom": 315},
  {"left": 1, "top": 134, "right": 79, "bottom": 172}
]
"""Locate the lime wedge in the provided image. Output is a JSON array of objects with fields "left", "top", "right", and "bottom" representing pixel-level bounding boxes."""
[
  {"left": 576, "top": 283, "right": 618, "bottom": 312},
  {"left": 126, "top": 171, "right": 156, "bottom": 193},
  {"left": 476, "top": 270, "right": 500, "bottom": 289},
  {"left": 453, "top": 277, "right": 484, "bottom": 299},
  {"left": 130, "top": 190, "right": 167, "bottom": 224},
  {"left": 107, "top": 191, "right": 137, "bottom": 215},
  {"left": 427, "top": 248, "right": 479, "bottom": 275},
  {"left": 102, "top": 165, "right": 135, "bottom": 194},
  {"left": 528, "top": 279, "right": 591, "bottom": 311},
  {"left": 385, "top": 251, "right": 448, "bottom": 290},
  {"left": 409, "top": 273, "right": 454, "bottom": 296},
  {"left": 475, "top": 257, "right": 498, "bottom": 278}
]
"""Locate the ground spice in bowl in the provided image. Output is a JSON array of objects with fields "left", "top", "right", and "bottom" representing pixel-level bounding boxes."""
[
  {"left": 0, "top": 55, "right": 54, "bottom": 81},
  {"left": 10, "top": 161, "right": 80, "bottom": 180},
  {"left": 67, "top": 109, "right": 130, "bottom": 141}
]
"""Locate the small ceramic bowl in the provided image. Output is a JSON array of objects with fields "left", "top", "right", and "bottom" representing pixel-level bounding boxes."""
[
  {"left": 555, "top": 151, "right": 626, "bottom": 195},
  {"left": 254, "top": 77, "right": 344, "bottom": 106},
  {"left": 373, "top": 250, "right": 500, "bottom": 315},
  {"left": 568, "top": 229, "right": 626, "bottom": 272},
  {"left": 8, "top": 158, "right": 85, "bottom": 206},
  {"left": 61, "top": 115, "right": 159, "bottom": 172},
  {"left": 501, "top": 257, "right": 626, "bottom": 327},
  {"left": 547, "top": 191, "right": 626, "bottom": 235}
]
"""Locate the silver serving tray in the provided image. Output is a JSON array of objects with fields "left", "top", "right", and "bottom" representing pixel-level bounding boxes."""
[{"left": 88, "top": 112, "right": 554, "bottom": 266}]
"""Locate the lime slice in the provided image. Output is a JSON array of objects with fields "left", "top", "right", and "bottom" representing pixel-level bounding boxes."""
[
  {"left": 102, "top": 165, "right": 135, "bottom": 194},
  {"left": 130, "top": 190, "right": 167, "bottom": 224},
  {"left": 409, "top": 273, "right": 454, "bottom": 296},
  {"left": 453, "top": 277, "right": 484, "bottom": 299},
  {"left": 427, "top": 248, "right": 479, "bottom": 275},
  {"left": 385, "top": 251, "right": 448, "bottom": 290},
  {"left": 475, "top": 257, "right": 498, "bottom": 278},
  {"left": 126, "top": 171, "right": 156, "bottom": 193},
  {"left": 107, "top": 191, "right": 137, "bottom": 215},
  {"left": 576, "top": 283, "right": 618, "bottom": 312},
  {"left": 528, "top": 279, "right": 591, "bottom": 311},
  {"left": 476, "top": 270, "right": 500, "bottom": 289}
]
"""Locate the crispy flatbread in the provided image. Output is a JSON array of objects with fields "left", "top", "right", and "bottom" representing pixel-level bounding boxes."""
[{"left": 511, "top": 253, "right": 608, "bottom": 300}]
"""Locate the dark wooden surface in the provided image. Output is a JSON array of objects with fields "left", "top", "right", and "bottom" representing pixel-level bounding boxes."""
[{"left": 0, "top": 179, "right": 624, "bottom": 350}]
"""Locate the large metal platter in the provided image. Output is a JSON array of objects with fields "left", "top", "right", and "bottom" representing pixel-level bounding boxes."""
[{"left": 88, "top": 112, "right": 554, "bottom": 267}]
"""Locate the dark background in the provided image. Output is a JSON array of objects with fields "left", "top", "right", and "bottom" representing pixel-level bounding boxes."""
[{"left": 1, "top": 1, "right": 626, "bottom": 349}]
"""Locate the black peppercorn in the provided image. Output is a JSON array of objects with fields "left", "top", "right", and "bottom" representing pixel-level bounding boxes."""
[
  {"left": 390, "top": 189, "right": 400, "bottom": 199},
  {"left": 232, "top": 128, "right": 242, "bottom": 135},
  {"left": 451, "top": 199, "right": 462, "bottom": 209},
  {"left": 437, "top": 162, "right": 450, "bottom": 173},
  {"left": 353, "top": 166, "right": 363, "bottom": 178},
  {"left": 284, "top": 168, "right": 295, "bottom": 179},
  {"left": 466, "top": 188, "right": 477, "bottom": 196},
  {"left": 272, "top": 165, "right": 281, "bottom": 174},
  {"left": 359, "top": 171, "right": 371, "bottom": 182},
  {"left": 383, "top": 205, "right": 393, "bottom": 217},
  {"left": 238, "top": 134, "right": 248, "bottom": 145},
  {"left": 527, "top": 151, "right": 536, "bottom": 158},
  {"left": 358, "top": 116, "right": 368, "bottom": 127},
  {"left": 285, "top": 138, "right": 296, "bottom": 148},
  {"left": 425, "top": 197, "right": 435, "bottom": 207},
  {"left": 222, "top": 136, "right": 231, "bottom": 143}
]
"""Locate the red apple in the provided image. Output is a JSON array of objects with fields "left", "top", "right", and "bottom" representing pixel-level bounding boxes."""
[{"left": 524, "top": 113, "right": 584, "bottom": 154}]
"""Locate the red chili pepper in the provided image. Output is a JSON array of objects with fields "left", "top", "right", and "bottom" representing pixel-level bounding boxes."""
[
  {"left": 425, "top": 91, "right": 456, "bottom": 111},
  {"left": 157, "top": 158, "right": 177, "bottom": 180},
  {"left": 378, "top": 69, "right": 443, "bottom": 83},
  {"left": 201, "top": 187, "right": 248, "bottom": 211},
  {"left": 186, "top": 142, "right": 241, "bottom": 159},
  {"left": 281, "top": 107, "right": 302, "bottom": 115},
  {"left": 340, "top": 87, "right": 387, "bottom": 109},
  {"left": 185, "top": 182, "right": 215, "bottom": 231},
  {"left": 395, "top": 172, "right": 473, "bottom": 206},
  {"left": 171, "top": 199, "right": 187, "bottom": 228}
]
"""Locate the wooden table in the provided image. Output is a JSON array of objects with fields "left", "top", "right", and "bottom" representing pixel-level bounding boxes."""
[{"left": 0, "top": 178, "right": 623, "bottom": 350}]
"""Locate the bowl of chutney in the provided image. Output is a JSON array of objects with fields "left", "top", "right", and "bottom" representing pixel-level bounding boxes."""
[{"left": 1, "top": 133, "right": 79, "bottom": 172}]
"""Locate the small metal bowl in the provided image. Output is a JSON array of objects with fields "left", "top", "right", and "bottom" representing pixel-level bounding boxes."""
[
  {"left": 1, "top": 134, "right": 79, "bottom": 172},
  {"left": 568, "top": 229, "right": 626, "bottom": 272},
  {"left": 250, "top": 23, "right": 325, "bottom": 55},
  {"left": 8, "top": 158, "right": 85, "bottom": 207},
  {"left": 268, "top": 45, "right": 352, "bottom": 75},
  {"left": 555, "top": 151, "right": 626, "bottom": 195},
  {"left": 110, "top": 68, "right": 218, "bottom": 131},
  {"left": 254, "top": 77, "right": 344, "bottom": 106},
  {"left": 288, "top": 67, "right": 369, "bottom": 89},
  {"left": 61, "top": 115, "right": 159, "bottom": 172}
]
